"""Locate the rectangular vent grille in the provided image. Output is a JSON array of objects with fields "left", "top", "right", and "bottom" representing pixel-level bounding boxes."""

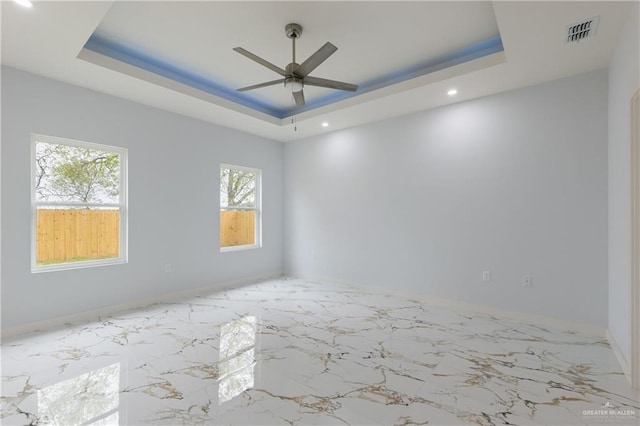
[{"left": 566, "top": 16, "right": 599, "bottom": 43}]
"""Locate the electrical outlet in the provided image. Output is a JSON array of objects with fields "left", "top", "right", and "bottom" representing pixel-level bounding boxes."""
[
  {"left": 522, "top": 276, "right": 532, "bottom": 288},
  {"left": 483, "top": 271, "right": 491, "bottom": 282},
  {"left": 164, "top": 264, "right": 173, "bottom": 273}
]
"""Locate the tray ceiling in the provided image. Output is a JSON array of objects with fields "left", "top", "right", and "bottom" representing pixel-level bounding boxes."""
[{"left": 1, "top": 1, "right": 634, "bottom": 141}]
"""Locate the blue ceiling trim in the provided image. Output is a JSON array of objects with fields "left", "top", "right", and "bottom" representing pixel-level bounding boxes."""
[
  {"left": 281, "top": 35, "right": 504, "bottom": 117},
  {"left": 83, "top": 34, "right": 503, "bottom": 120},
  {"left": 84, "top": 35, "right": 281, "bottom": 117}
]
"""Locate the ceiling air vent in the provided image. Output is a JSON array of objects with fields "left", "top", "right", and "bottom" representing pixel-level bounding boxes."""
[{"left": 566, "top": 16, "right": 599, "bottom": 43}]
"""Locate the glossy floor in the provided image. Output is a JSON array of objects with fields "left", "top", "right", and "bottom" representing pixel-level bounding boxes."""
[{"left": 2, "top": 278, "right": 639, "bottom": 425}]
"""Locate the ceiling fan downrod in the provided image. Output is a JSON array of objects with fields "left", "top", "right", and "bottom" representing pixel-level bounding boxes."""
[
  {"left": 285, "top": 23, "right": 302, "bottom": 65},
  {"left": 285, "top": 23, "right": 303, "bottom": 93}
]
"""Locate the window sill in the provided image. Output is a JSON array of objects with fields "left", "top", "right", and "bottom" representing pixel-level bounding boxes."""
[
  {"left": 220, "top": 244, "right": 261, "bottom": 253},
  {"left": 31, "top": 257, "right": 127, "bottom": 274}
]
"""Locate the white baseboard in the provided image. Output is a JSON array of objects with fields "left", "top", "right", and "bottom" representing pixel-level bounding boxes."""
[
  {"left": 606, "top": 330, "right": 632, "bottom": 385},
  {"left": 286, "top": 272, "right": 607, "bottom": 337},
  {"left": 1, "top": 271, "right": 284, "bottom": 340}
]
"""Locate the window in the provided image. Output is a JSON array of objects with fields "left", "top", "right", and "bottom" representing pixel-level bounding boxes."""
[
  {"left": 220, "top": 164, "right": 261, "bottom": 251},
  {"left": 32, "top": 134, "right": 127, "bottom": 272}
]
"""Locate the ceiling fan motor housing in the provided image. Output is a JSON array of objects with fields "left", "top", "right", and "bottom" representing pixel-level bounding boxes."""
[{"left": 285, "top": 62, "right": 301, "bottom": 75}]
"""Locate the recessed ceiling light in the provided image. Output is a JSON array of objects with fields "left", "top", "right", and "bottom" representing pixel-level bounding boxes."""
[
  {"left": 447, "top": 89, "right": 458, "bottom": 96},
  {"left": 322, "top": 122, "right": 329, "bottom": 128},
  {"left": 13, "top": 0, "right": 33, "bottom": 7}
]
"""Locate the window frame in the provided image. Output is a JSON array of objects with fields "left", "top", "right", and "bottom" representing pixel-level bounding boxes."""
[
  {"left": 31, "top": 134, "right": 128, "bottom": 273},
  {"left": 219, "top": 163, "right": 262, "bottom": 252}
]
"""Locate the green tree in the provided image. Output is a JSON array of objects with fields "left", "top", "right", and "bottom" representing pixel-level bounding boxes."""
[
  {"left": 36, "top": 142, "right": 120, "bottom": 204},
  {"left": 220, "top": 168, "right": 255, "bottom": 207}
]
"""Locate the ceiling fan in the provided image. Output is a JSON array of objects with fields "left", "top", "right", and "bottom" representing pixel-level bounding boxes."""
[{"left": 234, "top": 23, "right": 359, "bottom": 107}]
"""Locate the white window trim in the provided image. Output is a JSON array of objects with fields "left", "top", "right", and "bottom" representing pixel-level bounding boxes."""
[
  {"left": 31, "top": 134, "right": 128, "bottom": 273},
  {"left": 220, "top": 163, "right": 262, "bottom": 252}
]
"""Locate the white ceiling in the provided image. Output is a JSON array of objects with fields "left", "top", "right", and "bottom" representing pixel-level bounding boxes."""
[{"left": 1, "top": 1, "right": 634, "bottom": 142}]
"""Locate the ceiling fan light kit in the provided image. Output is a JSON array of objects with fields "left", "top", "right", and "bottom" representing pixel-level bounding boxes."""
[
  {"left": 234, "top": 23, "right": 359, "bottom": 107},
  {"left": 285, "top": 77, "right": 303, "bottom": 93}
]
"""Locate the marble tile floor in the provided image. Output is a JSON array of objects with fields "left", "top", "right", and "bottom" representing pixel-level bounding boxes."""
[{"left": 1, "top": 277, "right": 639, "bottom": 425}]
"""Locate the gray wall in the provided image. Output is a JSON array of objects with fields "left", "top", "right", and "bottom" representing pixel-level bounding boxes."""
[
  {"left": 1, "top": 64, "right": 614, "bottom": 330},
  {"left": 1, "top": 67, "right": 283, "bottom": 329},
  {"left": 284, "top": 70, "right": 609, "bottom": 326},
  {"left": 608, "top": 5, "right": 639, "bottom": 365}
]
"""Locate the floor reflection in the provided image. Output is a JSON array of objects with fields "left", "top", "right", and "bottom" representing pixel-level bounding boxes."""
[
  {"left": 218, "top": 316, "right": 257, "bottom": 404},
  {"left": 37, "top": 363, "right": 120, "bottom": 425}
]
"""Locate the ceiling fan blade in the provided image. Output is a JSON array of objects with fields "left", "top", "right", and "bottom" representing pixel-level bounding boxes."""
[
  {"left": 237, "top": 79, "right": 286, "bottom": 92},
  {"left": 293, "top": 90, "right": 305, "bottom": 106},
  {"left": 303, "top": 76, "right": 358, "bottom": 92},
  {"left": 293, "top": 42, "right": 338, "bottom": 77},
  {"left": 233, "top": 47, "right": 287, "bottom": 76}
]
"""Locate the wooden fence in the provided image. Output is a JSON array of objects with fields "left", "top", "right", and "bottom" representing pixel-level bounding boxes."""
[
  {"left": 35, "top": 209, "right": 255, "bottom": 264},
  {"left": 36, "top": 209, "right": 120, "bottom": 264},
  {"left": 220, "top": 210, "right": 255, "bottom": 247}
]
